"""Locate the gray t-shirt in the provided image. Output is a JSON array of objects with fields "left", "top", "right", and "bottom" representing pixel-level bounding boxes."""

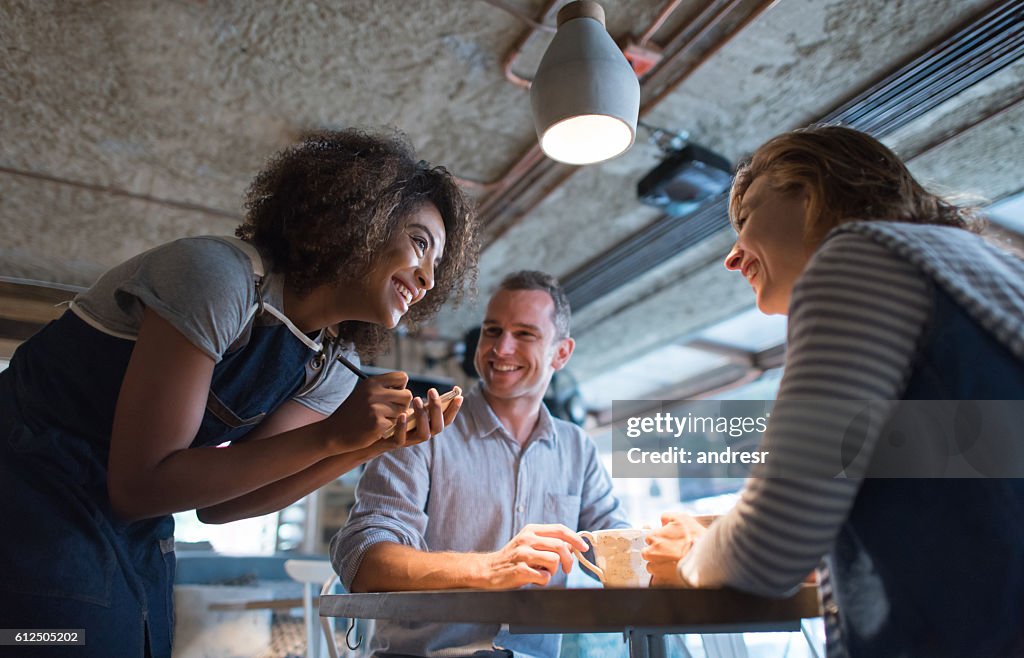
[{"left": 70, "top": 236, "right": 358, "bottom": 415}]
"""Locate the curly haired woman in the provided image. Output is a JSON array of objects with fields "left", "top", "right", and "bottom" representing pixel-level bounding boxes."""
[
  {"left": 643, "top": 126, "right": 1024, "bottom": 657},
  {"left": 0, "top": 128, "right": 480, "bottom": 657}
]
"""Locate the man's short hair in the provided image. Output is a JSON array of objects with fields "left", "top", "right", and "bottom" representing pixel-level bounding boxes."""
[{"left": 497, "top": 270, "right": 571, "bottom": 339}]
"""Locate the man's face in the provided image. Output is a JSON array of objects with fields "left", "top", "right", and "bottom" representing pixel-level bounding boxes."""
[{"left": 474, "top": 289, "right": 574, "bottom": 404}]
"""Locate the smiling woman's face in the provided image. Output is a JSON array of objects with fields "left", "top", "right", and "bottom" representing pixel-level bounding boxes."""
[
  {"left": 362, "top": 202, "right": 447, "bottom": 328},
  {"left": 723, "top": 176, "right": 815, "bottom": 315}
]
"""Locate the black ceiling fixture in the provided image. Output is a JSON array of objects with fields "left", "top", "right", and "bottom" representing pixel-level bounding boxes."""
[
  {"left": 544, "top": 369, "right": 587, "bottom": 426},
  {"left": 635, "top": 121, "right": 733, "bottom": 218},
  {"left": 459, "top": 327, "right": 481, "bottom": 379}
]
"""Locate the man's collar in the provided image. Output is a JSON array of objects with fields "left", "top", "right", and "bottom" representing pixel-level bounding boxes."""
[
  {"left": 464, "top": 382, "right": 557, "bottom": 445},
  {"left": 463, "top": 382, "right": 504, "bottom": 439}
]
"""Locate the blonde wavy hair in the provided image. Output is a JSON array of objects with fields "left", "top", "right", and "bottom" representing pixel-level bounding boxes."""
[{"left": 729, "top": 125, "right": 983, "bottom": 243}]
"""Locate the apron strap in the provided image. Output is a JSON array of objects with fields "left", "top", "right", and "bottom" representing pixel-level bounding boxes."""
[{"left": 212, "top": 237, "right": 323, "bottom": 354}]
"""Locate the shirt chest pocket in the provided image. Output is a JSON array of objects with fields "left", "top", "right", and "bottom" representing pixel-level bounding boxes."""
[{"left": 544, "top": 492, "right": 582, "bottom": 529}]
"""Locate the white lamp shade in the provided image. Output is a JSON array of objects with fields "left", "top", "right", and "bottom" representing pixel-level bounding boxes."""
[
  {"left": 530, "top": 3, "right": 640, "bottom": 165},
  {"left": 540, "top": 114, "right": 634, "bottom": 166}
]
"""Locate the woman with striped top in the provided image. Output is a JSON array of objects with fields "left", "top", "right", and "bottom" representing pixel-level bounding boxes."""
[{"left": 642, "top": 125, "right": 1024, "bottom": 657}]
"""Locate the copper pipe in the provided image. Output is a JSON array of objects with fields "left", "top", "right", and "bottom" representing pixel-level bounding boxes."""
[
  {"left": 454, "top": 144, "right": 545, "bottom": 196},
  {"left": 639, "top": 0, "right": 741, "bottom": 110},
  {"left": 500, "top": 0, "right": 560, "bottom": 89},
  {"left": 475, "top": 144, "right": 548, "bottom": 219},
  {"left": 503, "top": 54, "right": 534, "bottom": 89},
  {"left": 642, "top": 0, "right": 775, "bottom": 114},
  {"left": 638, "top": 0, "right": 687, "bottom": 46},
  {"left": 453, "top": 175, "right": 499, "bottom": 193},
  {"left": 655, "top": 0, "right": 733, "bottom": 62}
]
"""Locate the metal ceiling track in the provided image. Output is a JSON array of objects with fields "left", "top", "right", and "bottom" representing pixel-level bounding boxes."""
[
  {"left": 820, "top": 0, "right": 1024, "bottom": 135},
  {"left": 562, "top": 196, "right": 729, "bottom": 310},
  {"left": 562, "top": 0, "right": 1024, "bottom": 312}
]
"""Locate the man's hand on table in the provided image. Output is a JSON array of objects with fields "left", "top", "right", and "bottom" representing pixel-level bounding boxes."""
[
  {"left": 477, "top": 523, "right": 588, "bottom": 588},
  {"left": 642, "top": 512, "right": 709, "bottom": 587}
]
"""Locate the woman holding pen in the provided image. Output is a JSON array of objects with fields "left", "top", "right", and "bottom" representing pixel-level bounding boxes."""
[{"left": 0, "top": 128, "right": 479, "bottom": 657}]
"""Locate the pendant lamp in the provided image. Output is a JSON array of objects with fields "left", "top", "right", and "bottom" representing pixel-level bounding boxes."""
[{"left": 530, "top": 0, "right": 640, "bottom": 165}]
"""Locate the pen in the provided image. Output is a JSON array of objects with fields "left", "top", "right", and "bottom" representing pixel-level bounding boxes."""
[{"left": 335, "top": 352, "right": 370, "bottom": 380}]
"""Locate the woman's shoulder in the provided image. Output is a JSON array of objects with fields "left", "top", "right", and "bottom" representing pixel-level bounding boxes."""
[
  {"left": 154, "top": 236, "right": 256, "bottom": 273},
  {"left": 136, "top": 236, "right": 259, "bottom": 295},
  {"left": 809, "top": 224, "right": 913, "bottom": 276},
  {"left": 823, "top": 220, "right": 989, "bottom": 261},
  {"left": 819, "top": 222, "right": 907, "bottom": 254},
  {"left": 69, "top": 236, "right": 263, "bottom": 359},
  {"left": 794, "top": 224, "right": 931, "bottom": 316}
]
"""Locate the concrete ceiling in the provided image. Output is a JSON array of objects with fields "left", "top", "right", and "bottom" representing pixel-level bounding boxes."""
[{"left": 2, "top": 0, "right": 1022, "bottom": 396}]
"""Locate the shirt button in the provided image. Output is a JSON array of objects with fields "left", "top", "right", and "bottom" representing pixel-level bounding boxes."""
[{"left": 516, "top": 505, "right": 524, "bottom": 513}]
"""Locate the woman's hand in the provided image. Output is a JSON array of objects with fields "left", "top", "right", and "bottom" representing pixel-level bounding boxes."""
[
  {"left": 383, "top": 386, "right": 463, "bottom": 450},
  {"left": 642, "top": 511, "right": 709, "bottom": 586},
  {"left": 320, "top": 371, "right": 413, "bottom": 451}
]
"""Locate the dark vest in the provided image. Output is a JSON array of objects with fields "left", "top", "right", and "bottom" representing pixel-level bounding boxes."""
[{"left": 830, "top": 285, "right": 1024, "bottom": 657}]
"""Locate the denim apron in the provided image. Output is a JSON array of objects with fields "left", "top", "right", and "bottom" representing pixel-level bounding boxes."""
[
  {"left": 827, "top": 285, "right": 1024, "bottom": 657},
  {"left": 0, "top": 244, "right": 324, "bottom": 657}
]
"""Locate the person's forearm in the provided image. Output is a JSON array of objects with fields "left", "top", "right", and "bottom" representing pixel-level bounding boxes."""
[
  {"left": 677, "top": 519, "right": 729, "bottom": 589},
  {"left": 197, "top": 443, "right": 386, "bottom": 524},
  {"left": 111, "top": 420, "right": 353, "bottom": 521},
  {"left": 351, "top": 542, "right": 489, "bottom": 592}
]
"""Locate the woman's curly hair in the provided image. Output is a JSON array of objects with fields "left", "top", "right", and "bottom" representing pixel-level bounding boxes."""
[
  {"left": 236, "top": 128, "right": 480, "bottom": 358},
  {"left": 729, "top": 125, "right": 984, "bottom": 243}
]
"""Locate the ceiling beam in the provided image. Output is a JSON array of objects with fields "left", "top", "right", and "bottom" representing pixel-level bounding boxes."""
[{"left": 0, "top": 279, "right": 81, "bottom": 345}]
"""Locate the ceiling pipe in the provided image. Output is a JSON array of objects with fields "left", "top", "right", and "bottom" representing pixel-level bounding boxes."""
[
  {"left": 456, "top": 142, "right": 547, "bottom": 201},
  {"left": 501, "top": 0, "right": 561, "bottom": 89},
  {"left": 480, "top": 0, "right": 557, "bottom": 33},
  {"left": 641, "top": 0, "right": 766, "bottom": 113},
  {"left": 0, "top": 165, "right": 243, "bottom": 221},
  {"left": 637, "top": 0, "right": 687, "bottom": 47},
  {"left": 497, "top": 0, "right": 707, "bottom": 90},
  {"left": 453, "top": 0, "right": 563, "bottom": 192},
  {"left": 650, "top": 0, "right": 734, "bottom": 61}
]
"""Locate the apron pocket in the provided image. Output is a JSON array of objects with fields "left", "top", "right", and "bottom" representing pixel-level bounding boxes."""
[
  {"left": 0, "top": 456, "right": 116, "bottom": 605},
  {"left": 205, "top": 389, "right": 266, "bottom": 428}
]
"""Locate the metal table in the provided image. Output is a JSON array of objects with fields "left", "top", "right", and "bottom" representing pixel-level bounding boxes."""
[{"left": 320, "top": 585, "right": 821, "bottom": 657}]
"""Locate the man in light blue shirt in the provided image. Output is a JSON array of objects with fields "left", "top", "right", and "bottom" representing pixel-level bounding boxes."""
[{"left": 331, "top": 270, "right": 629, "bottom": 658}]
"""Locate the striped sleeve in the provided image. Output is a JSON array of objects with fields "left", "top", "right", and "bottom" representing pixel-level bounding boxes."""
[{"left": 679, "top": 231, "right": 932, "bottom": 595}]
